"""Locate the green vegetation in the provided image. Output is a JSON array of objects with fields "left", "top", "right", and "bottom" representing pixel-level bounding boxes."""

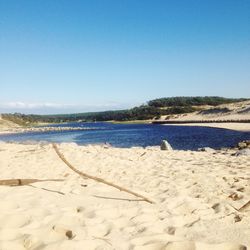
[
  {"left": 1, "top": 113, "right": 35, "bottom": 126},
  {"left": 148, "top": 96, "right": 247, "bottom": 107},
  {"left": 2, "top": 106, "right": 167, "bottom": 124},
  {"left": 2, "top": 97, "right": 248, "bottom": 124},
  {"left": 198, "top": 107, "right": 231, "bottom": 115}
]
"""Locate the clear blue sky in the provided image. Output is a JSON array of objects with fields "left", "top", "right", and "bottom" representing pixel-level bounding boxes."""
[{"left": 0, "top": 0, "right": 249, "bottom": 114}]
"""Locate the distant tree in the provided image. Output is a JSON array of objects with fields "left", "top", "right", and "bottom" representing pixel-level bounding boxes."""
[{"left": 3, "top": 96, "right": 248, "bottom": 124}]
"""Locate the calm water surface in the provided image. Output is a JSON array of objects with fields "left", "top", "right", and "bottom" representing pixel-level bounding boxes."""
[{"left": 0, "top": 122, "right": 250, "bottom": 150}]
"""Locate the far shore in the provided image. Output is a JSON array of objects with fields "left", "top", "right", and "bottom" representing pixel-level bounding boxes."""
[
  {"left": 162, "top": 122, "right": 250, "bottom": 132},
  {"left": 109, "top": 120, "right": 250, "bottom": 132},
  {"left": 108, "top": 119, "right": 151, "bottom": 124},
  {"left": 1, "top": 120, "right": 250, "bottom": 135}
]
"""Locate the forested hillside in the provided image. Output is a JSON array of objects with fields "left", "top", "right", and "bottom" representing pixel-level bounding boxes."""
[
  {"left": 2, "top": 97, "right": 247, "bottom": 124},
  {"left": 148, "top": 96, "right": 247, "bottom": 107}
]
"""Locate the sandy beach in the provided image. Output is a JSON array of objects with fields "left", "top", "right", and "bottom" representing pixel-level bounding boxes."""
[
  {"left": 0, "top": 115, "right": 21, "bottom": 135},
  {"left": 0, "top": 142, "right": 250, "bottom": 249},
  {"left": 2, "top": 0, "right": 249, "bottom": 248},
  {"left": 164, "top": 123, "right": 250, "bottom": 132},
  {"left": 156, "top": 100, "right": 250, "bottom": 132}
]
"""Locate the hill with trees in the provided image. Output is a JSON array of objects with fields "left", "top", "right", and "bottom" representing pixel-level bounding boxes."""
[
  {"left": 1, "top": 96, "right": 248, "bottom": 125},
  {"left": 148, "top": 96, "right": 247, "bottom": 107}
]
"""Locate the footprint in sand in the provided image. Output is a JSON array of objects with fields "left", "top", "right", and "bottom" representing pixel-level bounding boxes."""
[
  {"left": 22, "top": 234, "right": 45, "bottom": 249},
  {"left": 57, "top": 214, "right": 85, "bottom": 227},
  {"left": 165, "top": 241, "right": 247, "bottom": 250},
  {"left": 0, "top": 201, "right": 19, "bottom": 210},
  {"left": 0, "top": 228, "right": 22, "bottom": 241},
  {"left": 211, "top": 203, "right": 221, "bottom": 213},
  {"left": 131, "top": 235, "right": 247, "bottom": 250},
  {"left": 165, "top": 226, "right": 176, "bottom": 235},
  {"left": 134, "top": 241, "right": 247, "bottom": 250},
  {"left": 133, "top": 242, "right": 169, "bottom": 250},
  {"left": 64, "top": 206, "right": 96, "bottom": 219},
  {"left": 87, "top": 222, "right": 112, "bottom": 237},
  {"left": 195, "top": 242, "right": 247, "bottom": 250},
  {"left": 0, "top": 213, "right": 30, "bottom": 228},
  {"left": 94, "top": 245, "right": 116, "bottom": 250},
  {"left": 164, "top": 241, "right": 196, "bottom": 250},
  {"left": 84, "top": 210, "right": 96, "bottom": 219},
  {"left": 236, "top": 187, "right": 245, "bottom": 192},
  {"left": 0, "top": 240, "right": 26, "bottom": 250}
]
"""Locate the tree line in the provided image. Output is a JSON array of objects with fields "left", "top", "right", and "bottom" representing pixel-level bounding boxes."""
[
  {"left": 2, "top": 96, "right": 247, "bottom": 125},
  {"left": 148, "top": 96, "right": 247, "bottom": 107}
]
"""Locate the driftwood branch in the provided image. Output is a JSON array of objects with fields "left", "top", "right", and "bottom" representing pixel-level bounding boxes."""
[
  {"left": 28, "top": 184, "right": 65, "bottom": 195},
  {"left": 52, "top": 143, "right": 154, "bottom": 204},
  {"left": 0, "top": 179, "right": 64, "bottom": 186},
  {"left": 238, "top": 200, "right": 250, "bottom": 212},
  {"left": 92, "top": 195, "right": 146, "bottom": 202}
]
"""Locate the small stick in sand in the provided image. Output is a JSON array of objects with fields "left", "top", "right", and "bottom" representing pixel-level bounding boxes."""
[
  {"left": 238, "top": 200, "right": 250, "bottom": 212},
  {"left": 0, "top": 179, "right": 64, "bottom": 186},
  {"left": 28, "top": 184, "right": 65, "bottom": 195},
  {"left": 92, "top": 194, "right": 145, "bottom": 202},
  {"left": 52, "top": 143, "right": 154, "bottom": 204}
]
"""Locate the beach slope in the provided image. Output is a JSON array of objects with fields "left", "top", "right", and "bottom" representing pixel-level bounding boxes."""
[
  {"left": 0, "top": 142, "right": 249, "bottom": 249},
  {"left": 156, "top": 100, "right": 250, "bottom": 131}
]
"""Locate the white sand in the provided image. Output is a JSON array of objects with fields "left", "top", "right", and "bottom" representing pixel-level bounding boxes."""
[
  {"left": 158, "top": 100, "right": 250, "bottom": 132},
  {"left": 0, "top": 142, "right": 249, "bottom": 249},
  {"left": 0, "top": 115, "right": 21, "bottom": 134},
  {"left": 164, "top": 123, "right": 250, "bottom": 132}
]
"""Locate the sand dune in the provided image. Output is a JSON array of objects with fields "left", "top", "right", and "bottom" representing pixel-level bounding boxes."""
[
  {"left": 0, "top": 115, "right": 21, "bottom": 134},
  {"left": 167, "top": 100, "right": 250, "bottom": 121},
  {"left": 157, "top": 101, "right": 250, "bottom": 131},
  {"left": 165, "top": 122, "right": 250, "bottom": 132},
  {"left": 0, "top": 142, "right": 249, "bottom": 249}
]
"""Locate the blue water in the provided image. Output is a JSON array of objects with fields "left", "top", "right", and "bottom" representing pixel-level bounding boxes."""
[{"left": 0, "top": 122, "right": 250, "bottom": 150}]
